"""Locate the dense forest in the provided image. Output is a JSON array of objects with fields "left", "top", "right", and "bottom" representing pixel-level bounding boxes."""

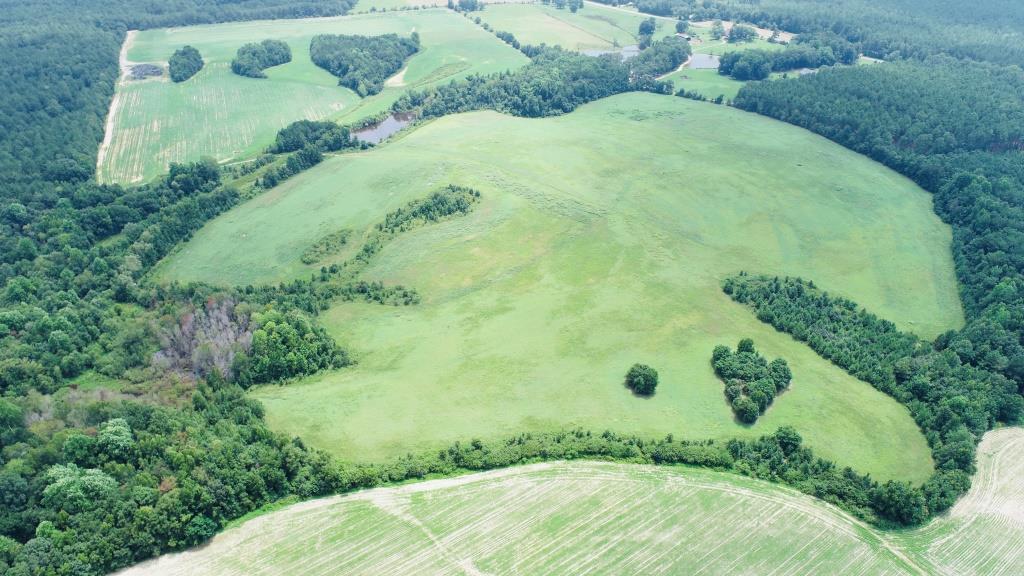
[
  {"left": 168, "top": 45, "right": 203, "bottom": 82},
  {"left": 310, "top": 33, "right": 420, "bottom": 96}
]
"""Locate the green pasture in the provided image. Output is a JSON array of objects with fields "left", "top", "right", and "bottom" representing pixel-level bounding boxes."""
[
  {"left": 663, "top": 67, "right": 745, "bottom": 100},
  {"left": 160, "top": 93, "right": 963, "bottom": 480},
  {"left": 98, "top": 9, "right": 527, "bottom": 184},
  {"left": 477, "top": 2, "right": 675, "bottom": 50}
]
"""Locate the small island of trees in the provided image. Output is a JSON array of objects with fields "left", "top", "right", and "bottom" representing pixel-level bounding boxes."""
[
  {"left": 168, "top": 45, "right": 203, "bottom": 82},
  {"left": 712, "top": 339, "right": 792, "bottom": 423},
  {"left": 310, "top": 33, "right": 420, "bottom": 96},
  {"left": 231, "top": 39, "right": 292, "bottom": 78}
]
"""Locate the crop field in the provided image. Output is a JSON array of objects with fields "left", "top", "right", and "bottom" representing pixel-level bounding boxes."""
[
  {"left": 477, "top": 3, "right": 675, "bottom": 50},
  {"left": 898, "top": 427, "right": 1024, "bottom": 575},
  {"left": 157, "top": 94, "right": 962, "bottom": 480},
  {"left": 114, "top": 461, "right": 922, "bottom": 575},
  {"left": 97, "top": 9, "right": 527, "bottom": 184}
]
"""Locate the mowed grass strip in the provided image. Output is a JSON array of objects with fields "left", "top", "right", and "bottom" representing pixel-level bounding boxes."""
[
  {"left": 113, "top": 461, "right": 926, "bottom": 576},
  {"left": 99, "top": 9, "right": 527, "bottom": 184},
  {"left": 160, "top": 94, "right": 961, "bottom": 480}
]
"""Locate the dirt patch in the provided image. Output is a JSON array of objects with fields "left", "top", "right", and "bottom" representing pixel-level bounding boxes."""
[
  {"left": 96, "top": 30, "right": 137, "bottom": 179},
  {"left": 385, "top": 65, "right": 408, "bottom": 88}
]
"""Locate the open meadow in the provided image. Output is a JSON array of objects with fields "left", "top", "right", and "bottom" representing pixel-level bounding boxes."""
[
  {"left": 476, "top": 3, "right": 675, "bottom": 50},
  {"left": 97, "top": 9, "right": 527, "bottom": 184},
  {"left": 114, "top": 428, "right": 1024, "bottom": 576},
  {"left": 157, "top": 93, "right": 963, "bottom": 480},
  {"left": 662, "top": 67, "right": 745, "bottom": 100}
]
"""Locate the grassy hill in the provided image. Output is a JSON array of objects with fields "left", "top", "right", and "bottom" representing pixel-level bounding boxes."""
[
  {"left": 156, "top": 93, "right": 961, "bottom": 480},
  {"left": 98, "top": 9, "right": 527, "bottom": 184},
  {"left": 111, "top": 428, "right": 1024, "bottom": 576}
]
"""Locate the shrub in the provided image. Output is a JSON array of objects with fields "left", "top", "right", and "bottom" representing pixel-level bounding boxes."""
[{"left": 626, "top": 363, "right": 659, "bottom": 395}]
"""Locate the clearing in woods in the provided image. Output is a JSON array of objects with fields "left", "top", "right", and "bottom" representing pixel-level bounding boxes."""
[
  {"left": 157, "top": 93, "right": 962, "bottom": 480},
  {"left": 113, "top": 430, "right": 1024, "bottom": 576},
  {"left": 97, "top": 9, "right": 527, "bottom": 184}
]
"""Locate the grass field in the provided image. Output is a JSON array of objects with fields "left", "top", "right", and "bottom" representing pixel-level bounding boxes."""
[
  {"left": 98, "top": 9, "right": 527, "bottom": 184},
  {"left": 158, "top": 93, "right": 962, "bottom": 480},
  {"left": 662, "top": 68, "right": 745, "bottom": 100},
  {"left": 477, "top": 3, "right": 674, "bottom": 51}
]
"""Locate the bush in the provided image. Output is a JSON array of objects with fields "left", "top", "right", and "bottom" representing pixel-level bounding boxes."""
[{"left": 626, "top": 363, "right": 659, "bottom": 395}]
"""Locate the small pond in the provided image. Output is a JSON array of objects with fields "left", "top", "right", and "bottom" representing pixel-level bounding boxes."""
[
  {"left": 687, "top": 53, "right": 720, "bottom": 70},
  {"left": 353, "top": 112, "right": 416, "bottom": 144},
  {"left": 581, "top": 45, "right": 640, "bottom": 60}
]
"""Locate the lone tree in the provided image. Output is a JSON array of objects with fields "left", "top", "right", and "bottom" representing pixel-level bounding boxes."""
[{"left": 626, "top": 363, "right": 659, "bottom": 395}]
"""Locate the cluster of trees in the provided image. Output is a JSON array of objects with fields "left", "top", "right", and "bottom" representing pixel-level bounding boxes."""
[
  {"left": 168, "top": 46, "right": 203, "bottom": 82},
  {"left": 231, "top": 39, "right": 292, "bottom": 78},
  {"left": 236, "top": 309, "right": 349, "bottom": 386},
  {"left": 631, "top": 36, "right": 692, "bottom": 78},
  {"left": 392, "top": 46, "right": 670, "bottom": 120},
  {"left": 719, "top": 32, "right": 857, "bottom": 79},
  {"left": 377, "top": 185, "right": 480, "bottom": 234},
  {"left": 724, "top": 274, "right": 1022, "bottom": 523},
  {"left": 269, "top": 119, "right": 363, "bottom": 154},
  {"left": 538, "top": 0, "right": 584, "bottom": 11},
  {"left": 727, "top": 24, "right": 757, "bottom": 43},
  {"left": 310, "top": 33, "right": 420, "bottom": 96},
  {"left": 638, "top": 17, "right": 657, "bottom": 48},
  {"left": 712, "top": 340, "right": 791, "bottom": 423},
  {"left": 625, "top": 363, "right": 659, "bottom": 395},
  {"left": 449, "top": 0, "right": 483, "bottom": 12},
  {"left": 301, "top": 229, "right": 351, "bottom": 264}
]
